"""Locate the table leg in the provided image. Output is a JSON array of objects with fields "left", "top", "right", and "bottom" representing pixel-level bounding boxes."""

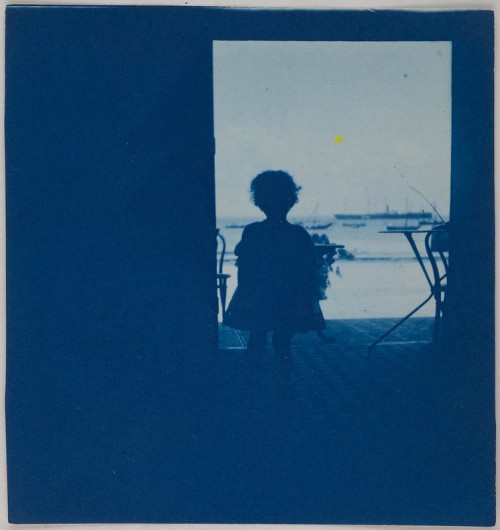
[
  {"left": 219, "top": 280, "right": 227, "bottom": 319},
  {"left": 404, "top": 233, "right": 433, "bottom": 288},
  {"left": 368, "top": 291, "right": 434, "bottom": 354}
]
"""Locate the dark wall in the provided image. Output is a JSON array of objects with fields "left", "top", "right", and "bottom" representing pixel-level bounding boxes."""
[
  {"left": 5, "top": 7, "right": 494, "bottom": 524},
  {"left": 6, "top": 7, "right": 217, "bottom": 522},
  {"left": 447, "top": 28, "right": 495, "bottom": 353}
]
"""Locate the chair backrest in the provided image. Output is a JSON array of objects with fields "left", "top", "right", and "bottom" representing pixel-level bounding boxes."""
[
  {"left": 425, "top": 225, "right": 449, "bottom": 286},
  {"left": 216, "top": 230, "right": 227, "bottom": 275},
  {"left": 430, "top": 222, "right": 450, "bottom": 252}
]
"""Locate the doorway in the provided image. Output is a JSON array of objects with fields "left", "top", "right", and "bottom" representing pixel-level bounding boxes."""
[{"left": 214, "top": 40, "right": 451, "bottom": 339}]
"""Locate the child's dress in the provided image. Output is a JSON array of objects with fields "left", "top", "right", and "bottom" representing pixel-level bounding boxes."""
[{"left": 224, "top": 220, "right": 325, "bottom": 332}]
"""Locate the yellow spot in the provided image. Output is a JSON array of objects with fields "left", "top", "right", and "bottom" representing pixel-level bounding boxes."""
[{"left": 333, "top": 135, "right": 344, "bottom": 143}]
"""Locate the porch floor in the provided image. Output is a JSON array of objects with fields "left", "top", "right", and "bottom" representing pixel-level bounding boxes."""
[
  {"left": 206, "top": 318, "right": 493, "bottom": 525},
  {"left": 219, "top": 316, "right": 434, "bottom": 349}
]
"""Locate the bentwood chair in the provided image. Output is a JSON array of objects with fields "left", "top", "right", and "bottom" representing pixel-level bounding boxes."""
[
  {"left": 216, "top": 230, "right": 231, "bottom": 318},
  {"left": 369, "top": 224, "right": 449, "bottom": 352},
  {"left": 425, "top": 224, "right": 449, "bottom": 342}
]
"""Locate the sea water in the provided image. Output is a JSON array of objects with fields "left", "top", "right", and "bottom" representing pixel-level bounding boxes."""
[{"left": 217, "top": 216, "right": 446, "bottom": 320}]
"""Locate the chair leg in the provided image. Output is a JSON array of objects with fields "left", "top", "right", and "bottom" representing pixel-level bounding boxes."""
[
  {"left": 433, "top": 294, "right": 444, "bottom": 342},
  {"left": 433, "top": 302, "right": 440, "bottom": 342},
  {"left": 219, "top": 280, "right": 227, "bottom": 319}
]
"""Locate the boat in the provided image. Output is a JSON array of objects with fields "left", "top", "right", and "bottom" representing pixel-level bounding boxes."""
[
  {"left": 305, "top": 222, "right": 333, "bottom": 230},
  {"left": 418, "top": 219, "right": 445, "bottom": 227},
  {"left": 386, "top": 224, "right": 419, "bottom": 231},
  {"left": 385, "top": 202, "right": 430, "bottom": 231},
  {"left": 335, "top": 207, "right": 432, "bottom": 221},
  {"left": 304, "top": 203, "right": 333, "bottom": 230},
  {"left": 335, "top": 214, "right": 370, "bottom": 220},
  {"left": 342, "top": 222, "right": 366, "bottom": 228}
]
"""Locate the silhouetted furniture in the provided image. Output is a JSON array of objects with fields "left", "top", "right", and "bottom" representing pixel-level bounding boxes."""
[
  {"left": 369, "top": 227, "right": 449, "bottom": 351},
  {"left": 216, "top": 230, "right": 231, "bottom": 318},
  {"left": 314, "top": 243, "right": 344, "bottom": 258},
  {"left": 426, "top": 226, "right": 449, "bottom": 341}
]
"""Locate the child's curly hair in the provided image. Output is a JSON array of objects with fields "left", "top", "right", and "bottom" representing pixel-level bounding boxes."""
[{"left": 250, "top": 170, "right": 301, "bottom": 212}]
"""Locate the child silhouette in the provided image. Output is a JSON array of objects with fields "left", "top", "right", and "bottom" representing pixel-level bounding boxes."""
[{"left": 224, "top": 171, "right": 325, "bottom": 365}]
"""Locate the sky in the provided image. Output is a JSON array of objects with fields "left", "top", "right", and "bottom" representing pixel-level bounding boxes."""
[{"left": 213, "top": 41, "right": 451, "bottom": 219}]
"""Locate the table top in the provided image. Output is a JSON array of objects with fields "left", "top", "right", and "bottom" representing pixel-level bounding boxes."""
[{"left": 378, "top": 229, "right": 447, "bottom": 234}]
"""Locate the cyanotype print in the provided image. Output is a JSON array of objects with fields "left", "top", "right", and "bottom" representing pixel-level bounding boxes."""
[{"left": 5, "top": 7, "right": 494, "bottom": 525}]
